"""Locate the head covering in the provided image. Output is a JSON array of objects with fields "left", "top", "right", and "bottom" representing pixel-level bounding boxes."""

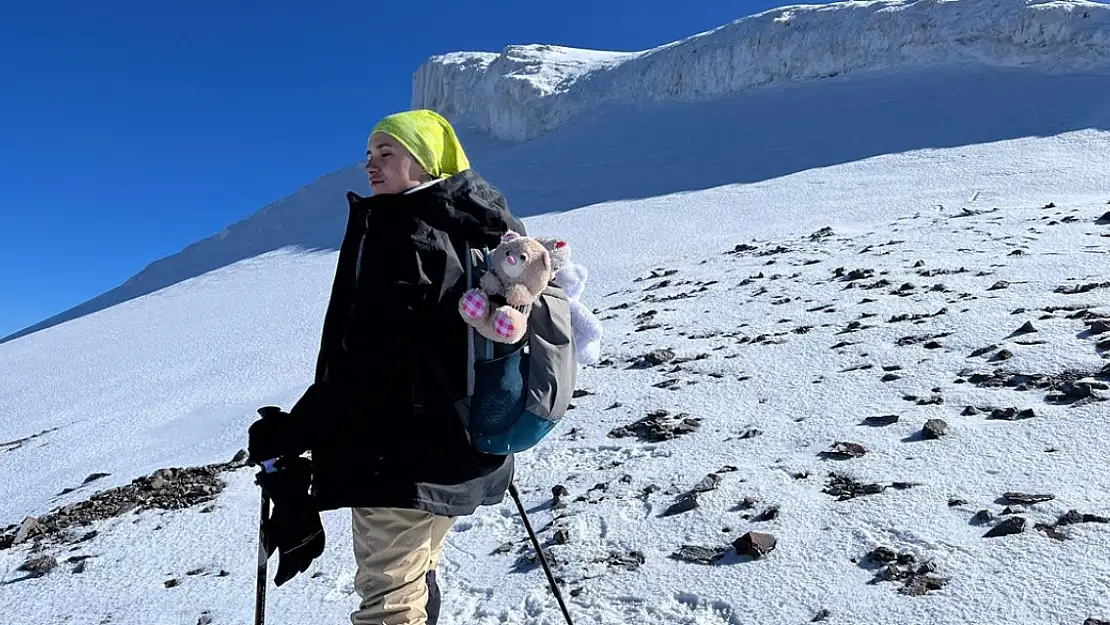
[{"left": 369, "top": 109, "right": 471, "bottom": 179}]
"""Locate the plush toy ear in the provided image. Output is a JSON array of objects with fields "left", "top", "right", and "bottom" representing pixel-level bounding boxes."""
[
  {"left": 501, "top": 231, "right": 521, "bottom": 243},
  {"left": 554, "top": 240, "right": 568, "bottom": 249}
]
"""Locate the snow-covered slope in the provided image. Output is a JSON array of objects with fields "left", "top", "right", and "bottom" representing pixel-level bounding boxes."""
[
  {"left": 3, "top": 126, "right": 1110, "bottom": 623},
  {"left": 415, "top": 0, "right": 1110, "bottom": 141},
  {"left": 8, "top": 63, "right": 1110, "bottom": 344}
]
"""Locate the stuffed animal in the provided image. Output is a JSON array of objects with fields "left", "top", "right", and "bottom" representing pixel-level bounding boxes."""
[
  {"left": 459, "top": 231, "right": 553, "bottom": 343},
  {"left": 537, "top": 237, "right": 603, "bottom": 365}
]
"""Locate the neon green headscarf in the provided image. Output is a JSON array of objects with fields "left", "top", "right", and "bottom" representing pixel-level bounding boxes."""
[{"left": 369, "top": 109, "right": 471, "bottom": 179}]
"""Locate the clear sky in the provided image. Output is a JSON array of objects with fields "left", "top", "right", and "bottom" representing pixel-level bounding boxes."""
[{"left": 0, "top": 0, "right": 811, "bottom": 338}]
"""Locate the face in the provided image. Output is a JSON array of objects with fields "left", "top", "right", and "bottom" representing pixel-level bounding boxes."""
[{"left": 365, "top": 133, "right": 430, "bottom": 195}]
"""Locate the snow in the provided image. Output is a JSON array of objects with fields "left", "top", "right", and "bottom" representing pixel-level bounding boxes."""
[
  {"left": 5, "top": 2, "right": 1110, "bottom": 623},
  {"left": 415, "top": 0, "right": 1110, "bottom": 141}
]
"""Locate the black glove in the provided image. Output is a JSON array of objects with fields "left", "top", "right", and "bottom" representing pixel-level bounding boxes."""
[
  {"left": 256, "top": 456, "right": 325, "bottom": 586},
  {"left": 248, "top": 405, "right": 310, "bottom": 464}
]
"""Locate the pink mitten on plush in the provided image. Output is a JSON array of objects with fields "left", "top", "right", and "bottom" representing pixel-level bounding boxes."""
[{"left": 459, "top": 288, "right": 488, "bottom": 321}]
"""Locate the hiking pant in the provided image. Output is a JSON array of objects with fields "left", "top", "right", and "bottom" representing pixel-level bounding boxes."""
[{"left": 350, "top": 507, "right": 455, "bottom": 625}]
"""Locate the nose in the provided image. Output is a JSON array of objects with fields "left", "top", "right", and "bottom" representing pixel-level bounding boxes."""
[{"left": 506, "top": 255, "right": 517, "bottom": 266}]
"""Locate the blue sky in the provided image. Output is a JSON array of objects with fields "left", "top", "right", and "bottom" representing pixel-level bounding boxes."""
[{"left": 0, "top": 0, "right": 806, "bottom": 338}]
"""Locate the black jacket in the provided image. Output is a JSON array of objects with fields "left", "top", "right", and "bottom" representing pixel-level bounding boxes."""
[{"left": 295, "top": 170, "right": 524, "bottom": 517}]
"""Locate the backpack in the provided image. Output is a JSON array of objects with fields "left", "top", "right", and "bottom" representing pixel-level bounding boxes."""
[{"left": 454, "top": 244, "right": 578, "bottom": 455}]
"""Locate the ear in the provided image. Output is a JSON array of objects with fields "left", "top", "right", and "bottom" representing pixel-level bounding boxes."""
[
  {"left": 501, "top": 230, "right": 521, "bottom": 243},
  {"left": 554, "top": 240, "right": 568, "bottom": 249}
]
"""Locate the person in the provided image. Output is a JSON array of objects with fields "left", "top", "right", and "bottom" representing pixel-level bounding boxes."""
[{"left": 247, "top": 109, "right": 524, "bottom": 625}]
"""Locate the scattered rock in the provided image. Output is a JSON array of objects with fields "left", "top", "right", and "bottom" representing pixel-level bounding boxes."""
[
  {"left": 1096, "top": 211, "right": 1110, "bottom": 225},
  {"left": 1057, "top": 510, "right": 1110, "bottom": 525},
  {"left": 988, "top": 281, "right": 1010, "bottom": 291},
  {"left": 861, "top": 415, "right": 900, "bottom": 427},
  {"left": 753, "top": 506, "right": 780, "bottom": 522},
  {"left": 661, "top": 493, "right": 700, "bottom": 518},
  {"left": 823, "top": 474, "right": 885, "bottom": 500},
  {"left": 812, "top": 609, "right": 832, "bottom": 622},
  {"left": 991, "top": 349, "right": 1014, "bottom": 362},
  {"left": 820, "top": 441, "right": 867, "bottom": 460},
  {"left": 13, "top": 517, "right": 43, "bottom": 546},
  {"left": 691, "top": 473, "right": 724, "bottom": 493},
  {"left": 1000, "top": 492, "right": 1055, "bottom": 505},
  {"left": 627, "top": 349, "right": 677, "bottom": 369},
  {"left": 1010, "top": 321, "right": 1037, "bottom": 336},
  {"left": 19, "top": 555, "right": 58, "bottom": 577},
  {"left": 1034, "top": 523, "right": 1068, "bottom": 541},
  {"left": 986, "top": 407, "right": 1036, "bottom": 421},
  {"left": 670, "top": 545, "right": 727, "bottom": 565},
  {"left": 881, "top": 373, "right": 902, "bottom": 382},
  {"left": 733, "top": 532, "right": 777, "bottom": 559},
  {"left": 970, "top": 510, "right": 995, "bottom": 526},
  {"left": 922, "top": 419, "right": 948, "bottom": 440},
  {"left": 984, "top": 516, "right": 1027, "bottom": 538},
  {"left": 948, "top": 498, "right": 968, "bottom": 507},
  {"left": 197, "top": 612, "right": 214, "bottom": 625},
  {"left": 605, "top": 550, "right": 646, "bottom": 571},
  {"left": 231, "top": 449, "right": 249, "bottom": 464},
  {"left": 608, "top": 410, "right": 701, "bottom": 442}
]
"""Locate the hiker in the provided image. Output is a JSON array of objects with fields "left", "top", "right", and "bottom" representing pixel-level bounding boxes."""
[{"left": 247, "top": 109, "right": 524, "bottom": 625}]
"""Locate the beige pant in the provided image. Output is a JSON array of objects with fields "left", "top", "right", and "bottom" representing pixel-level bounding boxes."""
[{"left": 350, "top": 507, "right": 455, "bottom": 625}]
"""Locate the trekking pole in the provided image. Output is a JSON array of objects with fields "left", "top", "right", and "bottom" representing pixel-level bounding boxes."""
[
  {"left": 254, "top": 488, "right": 270, "bottom": 625},
  {"left": 508, "top": 482, "right": 575, "bottom": 625}
]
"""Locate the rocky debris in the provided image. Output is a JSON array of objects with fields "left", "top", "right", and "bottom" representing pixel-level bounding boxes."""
[
  {"left": 752, "top": 505, "right": 780, "bottom": 522},
  {"left": 810, "top": 226, "right": 835, "bottom": 241},
  {"left": 948, "top": 498, "right": 968, "bottom": 507},
  {"left": 734, "top": 532, "right": 777, "bottom": 559},
  {"left": 603, "top": 550, "right": 646, "bottom": 571},
  {"left": 1000, "top": 492, "right": 1055, "bottom": 505},
  {"left": 1088, "top": 321, "right": 1110, "bottom": 335},
  {"left": 988, "top": 281, "right": 1010, "bottom": 291},
  {"left": 918, "top": 266, "right": 968, "bottom": 277},
  {"left": 608, "top": 410, "right": 701, "bottom": 442},
  {"left": 164, "top": 578, "right": 180, "bottom": 589},
  {"left": 823, "top": 474, "right": 886, "bottom": 501},
  {"left": 970, "top": 344, "right": 999, "bottom": 358},
  {"left": 970, "top": 510, "right": 996, "bottom": 526},
  {"left": 1035, "top": 523, "right": 1068, "bottom": 541},
  {"left": 991, "top": 349, "right": 1014, "bottom": 362},
  {"left": 627, "top": 349, "right": 676, "bottom": 369},
  {"left": 1057, "top": 510, "right": 1110, "bottom": 526},
  {"left": 1, "top": 426, "right": 60, "bottom": 453},
  {"left": 922, "top": 419, "right": 948, "bottom": 440},
  {"left": 1009, "top": 321, "right": 1038, "bottom": 337},
  {"left": 1, "top": 456, "right": 245, "bottom": 551},
  {"left": 670, "top": 544, "right": 728, "bottom": 565},
  {"left": 1055, "top": 281, "right": 1110, "bottom": 295},
  {"left": 197, "top": 612, "right": 214, "bottom": 625},
  {"left": 861, "top": 415, "right": 900, "bottom": 427},
  {"left": 820, "top": 442, "right": 867, "bottom": 460},
  {"left": 661, "top": 473, "right": 725, "bottom": 517},
  {"left": 692, "top": 473, "right": 724, "bottom": 493},
  {"left": 1084, "top": 619, "right": 1110, "bottom": 625},
  {"left": 835, "top": 268, "right": 874, "bottom": 282},
  {"left": 18, "top": 555, "right": 58, "bottom": 577},
  {"left": 812, "top": 609, "right": 832, "bottom": 622},
  {"left": 986, "top": 407, "right": 1037, "bottom": 421},
  {"left": 881, "top": 373, "right": 902, "bottom": 382},
  {"left": 1046, "top": 379, "right": 1110, "bottom": 405},
  {"left": 896, "top": 332, "right": 952, "bottom": 347},
  {"left": 863, "top": 547, "right": 948, "bottom": 596},
  {"left": 984, "top": 516, "right": 1027, "bottom": 538}
]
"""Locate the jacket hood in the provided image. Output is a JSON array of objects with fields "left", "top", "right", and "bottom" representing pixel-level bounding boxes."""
[{"left": 346, "top": 169, "right": 521, "bottom": 247}]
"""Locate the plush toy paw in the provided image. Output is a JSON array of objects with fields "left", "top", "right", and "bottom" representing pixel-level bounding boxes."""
[
  {"left": 459, "top": 288, "right": 488, "bottom": 320},
  {"left": 493, "top": 309, "right": 517, "bottom": 339}
]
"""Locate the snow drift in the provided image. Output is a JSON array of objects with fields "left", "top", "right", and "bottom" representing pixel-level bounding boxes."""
[{"left": 414, "top": 0, "right": 1110, "bottom": 141}]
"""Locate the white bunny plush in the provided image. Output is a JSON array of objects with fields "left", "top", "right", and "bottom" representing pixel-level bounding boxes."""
[{"left": 537, "top": 237, "right": 603, "bottom": 365}]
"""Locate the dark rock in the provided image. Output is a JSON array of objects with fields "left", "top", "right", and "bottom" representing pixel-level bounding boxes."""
[
  {"left": 823, "top": 474, "right": 885, "bottom": 500},
  {"left": 608, "top": 410, "right": 701, "bottom": 442},
  {"left": 1096, "top": 211, "right": 1110, "bottom": 225},
  {"left": 753, "top": 506, "right": 780, "bottom": 522},
  {"left": 812, "top": 608, "right": 832, "bottom": 622},
  {"left": 1001, "top": 492, "right": 1054, "bottom": 505},
  {"left": 948, "top": 498, "right": 968, "bottom": 507},
  {"left": 1035, "top": 523, "right": 1068, "bottom": 541},
  {"left": 671, "top": 545, "right": 727, "bottom": 565},
  {"left": 13, "top": 516, "right": 42, "bottom": 546},
  {"left": 692, "top": 473, "right": 724, "bottom": 493},
  {"left": 922, "top": 419, "right": 948, "bottom": 440},
  {"left": 991, "top": 349, "right": 1014, "bottom": 362},
  {"left": 1089, "top": 321, "right": 1110, "bottom": 335},
  {"left": 961, "top": 406, "right": 982, "bottom": 416},
  {"left": 820, "top": 441, "right": 867, "bottom": 460},
  {"left": 1084, "top": 619, "right": 1110, "bottom": 625},
  {"left": 866, "top": 546, "right": 899, "bottom": 564},
  {"left": 164, "top": 578, "right": 180, "bottom": 588},
  {"left": 733, "top": 532, "right": 777, "bottom": 559},
  {"left": 19, "top": 555, "right": 58, "bottom": 577},
  {"left": 881, "top": 373, "right": 902, "bottom": 382},
  {"left": 606, "top": 550, "right": 646, "bottom": 571},
  {"left": 1011, "top": 321, "right": 1037, "bottom": 336},
  {"left": 900, "top": 575, "right": 949, "bottom": 596},
  {"left": 553, "top": 529, "right": 571, "bottom": 545},
  {"left": 970, "top": 510, "right": 995, "bottom": 526},
  {"left": 861, "top": 414, "right": 900, "bottom": 427},
  {"left": 987, "top": 407, "right": 1036, "bottom": 421},
  {"left": 737, "top": 428, "right": 763, "bottom": 440},
  {"left": 984, "top": 516, "right": 1027, "bottom": 538},
  {"left": 970, "top": 344, "right": 998, "bottom": 358},
  {"left": 197, "top": 613, "right": 214, "bottom": 625},
  {"left": 988, "top": 281, "right": 1010, "bottom": 291},
  {"left": 1058, "top": 510, "right": 1110, "bottom": 525},
  {"left": 661, "top": 493, "right": 700, "bottom": 517},
  {"left": 628, "top": 349, "right": 676, "bottom": 369}
]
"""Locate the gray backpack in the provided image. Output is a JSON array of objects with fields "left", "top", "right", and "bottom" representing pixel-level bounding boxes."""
[{"left": 455, "top": 245, "right": 578, "bottom": 455}]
